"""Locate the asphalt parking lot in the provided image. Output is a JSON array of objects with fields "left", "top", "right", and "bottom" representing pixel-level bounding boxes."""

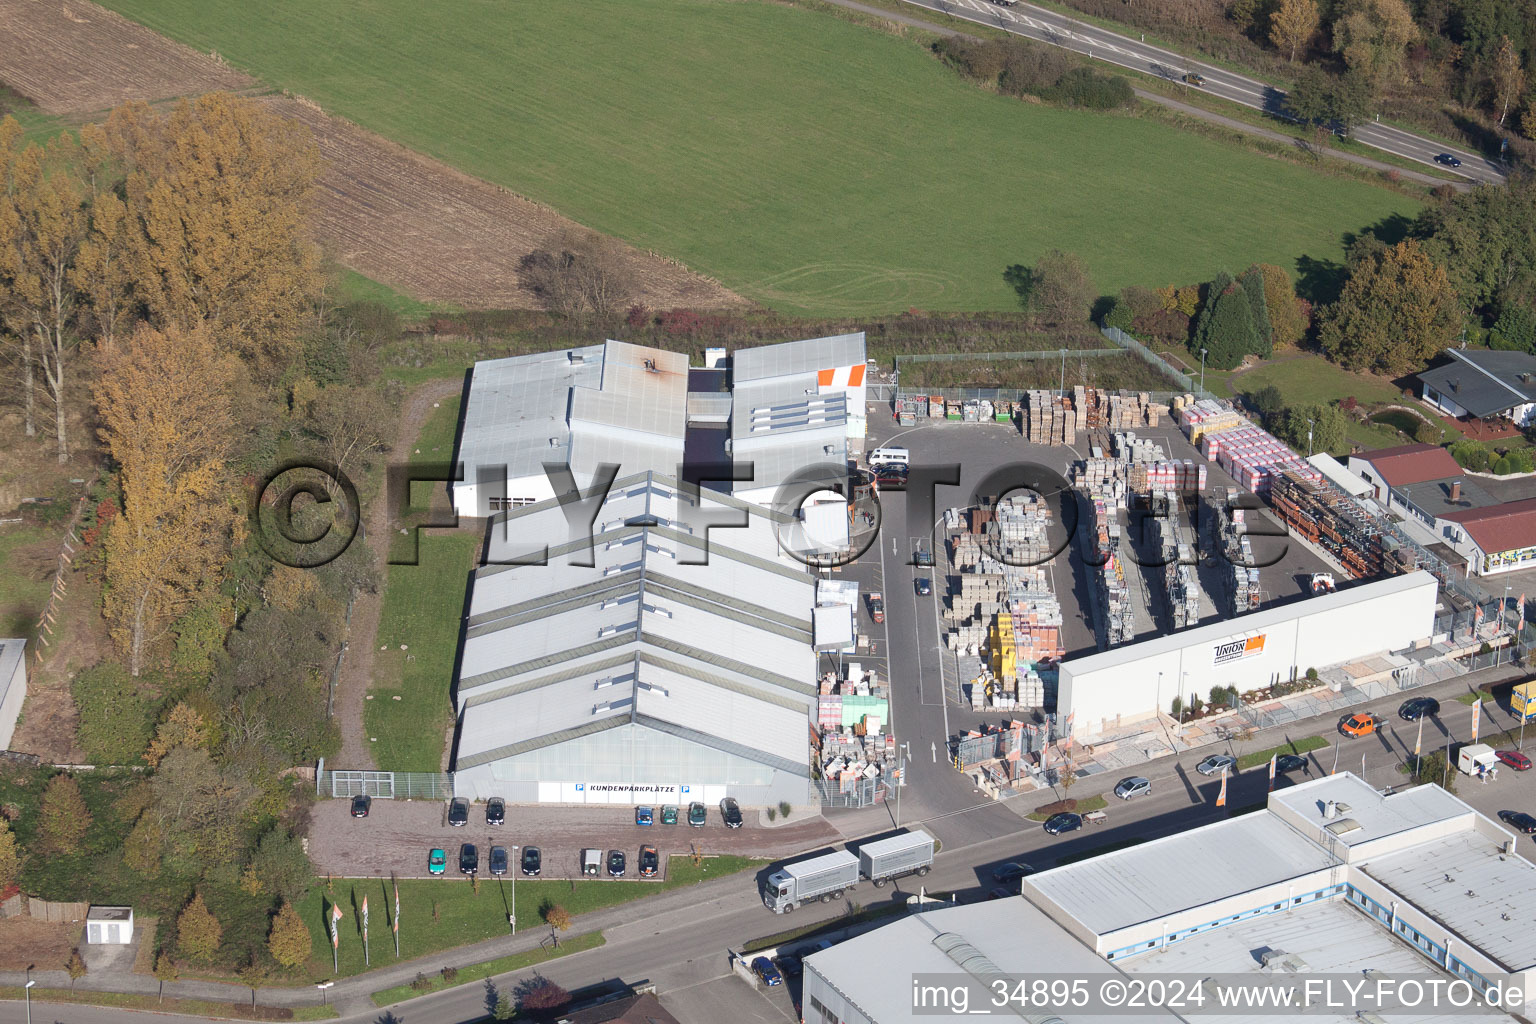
[{"left": 308, "top": 799, "right": 842, "bottom": 879}]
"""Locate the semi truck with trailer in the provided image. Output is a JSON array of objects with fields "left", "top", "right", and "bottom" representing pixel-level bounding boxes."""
[
  {"left": 763, "top": 850, "right": 859, "bottom": 914},
  {"left": 858, "top": 830, "right": 935, "bottom": 888},
  {"left": 1513, "top": 682, "right": 1536, "bottom": 723}
]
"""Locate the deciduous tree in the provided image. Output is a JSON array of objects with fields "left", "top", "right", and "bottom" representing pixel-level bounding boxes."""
[
  {"left": 1332, "top": 0, "right": 1418, "bottom": 84},
  {"left": 250, "top": 827, "right": 314, "bottom": 903},
  {"left": 267, "top": 902, "right": 312, "bottom": 970},
  {"left": 95, "top": 323, "right": 237, "bottom": 675},
  {"left": 176, "top": 892, "right": 223, "bottom": 964},
  {"left": 1489, "top": 36, "right": 1526, "bottom": 127},
  {"left": 0, "top": 818, "right": 20, "bottom": 890},
  {"left": 1247, "top": 263, "right": 1308, "bottom": 346},
  {"left": 1270, "top": 0, "right": 1320, "bottom": 61},
  {"left": 1318, "top": 239, "right": 1459, "bottom": 374},
  {"left": 149, "top": 745, "right": 258, "bottom": 866},
  {"left": 145, "top": 702, "right": 212, "bottom": 768},
  {"left": 37, "top": 773, "right": 90, "bottom": 855},
  {"left": 1415, "top": 179, "right": 1536, "bottom": 320},
  {"left": 1024, "top": 250, "right": 1095, "bottom": 327}
]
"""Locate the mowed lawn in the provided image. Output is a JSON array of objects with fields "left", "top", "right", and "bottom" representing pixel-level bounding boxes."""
[{"left": 99, "top": 0, "right": 1416, "bottom": 313}]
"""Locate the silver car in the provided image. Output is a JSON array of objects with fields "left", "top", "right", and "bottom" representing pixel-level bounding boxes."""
[
  {"left": 1196, "top": 754, "right": 1237, "bottom": 776},
  {"left": 1114, "top": 776, "right": 1151, "bottom": 799}
]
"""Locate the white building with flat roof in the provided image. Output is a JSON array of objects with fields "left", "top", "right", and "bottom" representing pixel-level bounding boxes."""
[
  {"left": 804, "top": 773, "right": 1532, "bottom": 1024},
  {"left": 1056, "top": 571, "right": 1438, "bottom": 738}
]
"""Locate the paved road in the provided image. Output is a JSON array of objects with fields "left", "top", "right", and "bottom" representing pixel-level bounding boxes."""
[{"left": 856, "top": 0, "right": 1506, "bottom": 183}]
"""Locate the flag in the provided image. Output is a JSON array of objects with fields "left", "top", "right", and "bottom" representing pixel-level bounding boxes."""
[
  {"left": 1472, "top": 700, "right": 1481, "bottom": 743},
  {"left": 362, "top": 895, "right": 369, "bottom": 937},
  {"left": 1267, "top": 754, "right": 1277, "bottom": 792},
  {"left": 1414, "top": 715, "right": 1424, "bottom": 758},
  {"left": 1519, "top": 594, "right": 1527, "bottom": 632},
  {"left": 1216, "top": 766, "right": 1228, "bottom": 807},
  {"left": 1062, "top": 712, "right": 1075, "bottom": 751},
  {"left": 393, "top": 878, "right": 400, "bottom": 934},
  {"left": 329, "top": 900, "right": 341, "bottom": 949}
]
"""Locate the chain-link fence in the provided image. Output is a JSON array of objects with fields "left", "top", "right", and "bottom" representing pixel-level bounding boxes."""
[
  {"left": 955, "top": 719, "right": 1061, "bottom": 769},
  {"left": 1100, "top": 326, "right": 1215, "bottom": 401},
  {"left": 317, "top": 761, "right": 455, "bottom": 800},
  {"left": 812, "top": 774, "right": 886, "bottom": 808}
]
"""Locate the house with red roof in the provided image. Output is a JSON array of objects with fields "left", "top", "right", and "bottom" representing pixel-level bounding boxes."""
[{"left": 1440, "top": 497, "right": 1536, "bottom": 576}]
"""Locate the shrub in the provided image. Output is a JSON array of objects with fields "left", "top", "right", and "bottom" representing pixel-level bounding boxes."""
[
  {"left": 1034, "top": 799, "right": 1078, "bottom": 816},
  {"left": 1170, "top": 696, "right": 1184, "bottom": 717},
  {"left": 410, "top": 973, "right": 432, "bottom": 991},
  {"left": 1305, "top": 667, "right": 1318, "bottom": 680},
  {"left": 440, "top": 965, "right": 459, "bottom": 983},
  {"left": 1413, "top": 418, "right": 1441, "bottom": 444},
  {"left": 1103, "top": 298, "right": 1135, "bottom": 331},
  {"left": 1449, "top": 440, "right": 1490, "bottom": 471},
  {"left": 778, "top": 801, "right": 792, "bottom": 818},
  {"left": 37, "top": 774, "right": 90, "bottom": 855},
  {"left": 766, "top": 807, "right": 776, "bottom": 821},
  {"left": 71, "top": 662, "right": 158, "bottom": 766}
]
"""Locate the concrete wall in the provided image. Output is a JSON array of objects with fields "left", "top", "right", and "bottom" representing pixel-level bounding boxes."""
[{"left": 1058, "top": 575, "right": 1437, "bottom": 738}]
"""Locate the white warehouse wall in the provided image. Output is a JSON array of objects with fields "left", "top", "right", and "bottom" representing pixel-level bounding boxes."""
[{"left": 1058, "top": 572, "right": 1437, "bottom": 738}]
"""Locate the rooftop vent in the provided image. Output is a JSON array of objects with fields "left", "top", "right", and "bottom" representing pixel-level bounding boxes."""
[
  {"left": 568, "top": 351, "right": 586, "bottom": 364},
  {"left": 1324, "top": 817, "right": 1363, "bottom": 836},
  {"left": 643, "top": 358, "right": 658, "bottom": 373},
  {"left": 548, "top": 437, "right": 562, "bottom": 447}
]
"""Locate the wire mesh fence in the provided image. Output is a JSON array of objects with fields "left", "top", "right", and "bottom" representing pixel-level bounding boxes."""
[{"left": 317, "top": 761, "right": 456, "bottom": 800}]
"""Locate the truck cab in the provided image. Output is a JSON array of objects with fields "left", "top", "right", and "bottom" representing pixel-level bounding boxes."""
[{"left": 869, "top": 592, "right": 885, "bottom": 623}]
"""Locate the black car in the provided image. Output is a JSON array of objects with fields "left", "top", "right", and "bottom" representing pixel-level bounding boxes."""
[
  {"left": 720, "top": 797, "right": 743, "bottom": 828},
  {"left": 1435, "top": 152, "right": 1462, "bottom": 167},
  {"left": 638, "top": 844, "right": 659, "bottom": 877},
  {"left": 447, "top": 798, "right": 469, "bottom": 827},
  {"left": 486, "top": 797, "right": 505, "bottom": 826},
  {"left": 775, "top": 954, "right": 802, "bottom": 977},
  {"left": 1399, "top": 697, "right": 1441, "bottom": 721},
  {"left": 607, "top": 849, "right": 626, "bottom": 877},
  {"left": 1498, "top": 810, "right": 1536, "bottom": 834},
  {"left": 459, "top": 843, "right": 478, "bottom": 874},
  {"left": 350, "top": 794, "right": 371, "bottom": 818},
  {"left": 915, "top": 577, "right": 932, "bottom": 596},
  {"left": 521, "top": 846, "right": 541, "bottom": 876},
  {"left": 991, "top": 861, "right": 1034, "bottom": 883},
  {"left": 1275, "top": 754, "right": 1309, "bottom": 774},
  {"left": 489, "top": 845, "right": 509, "bottom": 875},
  {"left": 1043, "top": 812, "right": 1082, "bottom": 836}
]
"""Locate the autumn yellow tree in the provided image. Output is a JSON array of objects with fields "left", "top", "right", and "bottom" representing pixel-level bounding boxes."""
[
  {"left": 0, "top": 131, "right": 90, "bottom": 462},
  {"left": 144, "top": 702, "right": 213, "bottom": 767},
  {"left": 1489, "top": 37, "right": 1525, "bottom": 127},
  {"left": 1269, "top": 0, "right": 1320, "bottom": 62},
  {"left": 95, "top": 323, "right": 238, "bottom": 675},
  {"left": 104, "top": 94, "right": 324, "bottom": 372},
  {"left": 1332, "top": 0, "right": 1418, "bottom": 86}
]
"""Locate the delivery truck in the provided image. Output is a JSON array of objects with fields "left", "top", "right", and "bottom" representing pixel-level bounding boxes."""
[
  {"left": 1458, "top": 743, "right": 1499, "bottom": 780},
  {"left": 1512, "top": 682, "right": 1536, "bottom": 723},
  {"left": 858, "top": 830, "right": 935, "bottom": 888},
  {"left": 763, "top": 850, "right": 858, "bottom": 914}
]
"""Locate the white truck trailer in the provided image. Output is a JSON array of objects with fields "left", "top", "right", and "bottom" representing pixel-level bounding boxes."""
[
  {"left": 763, "top": 850, "right": 859, "bottom": 914},
  {"left": 1458, "top": 743, "right": 1499, "bottom": 780},
  {"left": 858, "top": 830, "right": 935, "bottom": 888}
]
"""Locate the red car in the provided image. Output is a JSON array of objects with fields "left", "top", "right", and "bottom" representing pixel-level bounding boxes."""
[{"left": 1496, "top": 750, "right": 1532, "bottom": 771}]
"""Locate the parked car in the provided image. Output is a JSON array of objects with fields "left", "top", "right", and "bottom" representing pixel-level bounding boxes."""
[
  {"left": 1341, "top": 712, "right": 1384, "bottom": 737},
  {"left": 661, "top": 804, "right": 679, "bottom": 825},
  {"left": 607, "top": 849, "right": 627, "bottom": 877},
  {"left": 915, "top": 577, "right": 932, "bottom": 596},
  {"left": 1498, "top": 810, "right": 1536, "bottom": 833},
  {"left": 989, "top": 887, "right": 1013, "bottom": 900},
  {"left": 1399, "top": 697, "right": 1440, "bottom": 721},
  {"left": 1114, "top": 776, "right": 1151, "bottom": 800},
  {"left": 914, "top": 549, "right": 935, "bottom": 567},
  {"left": 489, "top": 845, "right": 508, "bottom": 876},
  {"left": 1497, "top": 750, "right": 1532, "bottom": 771},
  {"left": 1435, "top": 153, "right": 1462, "bottom": 167},
  {"left": 485, "top": 797, "right": 505, "bottom": 826},
  {"left": 992, "top": 861, "right": 1034, "bottom": 883},
  {"left": 688, "top": 801, "right": 707, "bottom": 827},
  {"left": 1275, "top": 754, "right": 1309, "bottom": 774},
  {"left": 635, "top": 805, "right": 654, "bottom": 826},
  {"left": 1196, "top": 753, "right": 1237, "bottom": 776},
  {"left": 1043, "top": 812, "right": 1082, "bottom": 836},
  {"left": 720, "top": 797, "right": 743, "bottom": 828},
  {"left": 521, "top": 846, "right": 541, "bottom": 877},
  {"left": 427, "top": 848, "right": 447, "bottom": 875},
  {"left": 581, "top": 848, "right": 601, "bottom": 876},
  {"left": 639, "top": 844, "right": 659, "bottom": 877},
  {"left": 459, "top": 843, "right": 478, "bottom": 875},
  {"left": 447, "top": 798, "right": 469, "bottom": 826},
  {"left": 350, "top": 794, "right": 371, "bottom": 818},
  {"left": 775, "top": 954, "right": 802, "bottom": 978},
  {"left": 751, "top": 956, "right": 784, "bottom": 987}
]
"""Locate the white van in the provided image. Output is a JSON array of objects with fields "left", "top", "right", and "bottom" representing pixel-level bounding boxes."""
[{"left": 868, "top": 447, "right": 910, "bottom": 468}]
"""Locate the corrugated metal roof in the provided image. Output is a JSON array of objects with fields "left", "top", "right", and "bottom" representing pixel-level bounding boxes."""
[
  {"left": 456, "top": 346, "right": 601, "bottom": 483},
  {"left": 1306, "top": 453, "right": 1371, "bottom": 497},
  {"left": 1027, "top": 813, "right": 1341, "bottom": 935},
  {"left": 732, "top": 333, "right": 866, "bottom": 381},
  {"left": 1362, "top": 831, "right": 1536, "bottom": 971}
]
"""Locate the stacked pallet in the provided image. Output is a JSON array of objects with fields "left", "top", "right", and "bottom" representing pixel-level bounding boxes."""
[
  {"left": 1270, "top": 471, "right": 1385, "bottom": 579},
  {"left": 1146, "top": 459, "right": 1207, "bottom": 496},
  {"left": 989, "top": 492, "right": 1052, "bottom": 564},
  {"left": 1075, "top": 387, "right": 1164, "bottom": 432},
  {"left": 1179, "top": 398, "right": 1244, "bottom": 443},
  {"left": 1203, "top": 424, "right": 1323, "bottom": 495},
  {"left": 1073, "top": 458, "right": 1129, "bottom": 506},
  {"left": 1025, "top": 391, "right": 1077, "bottom": 445}
]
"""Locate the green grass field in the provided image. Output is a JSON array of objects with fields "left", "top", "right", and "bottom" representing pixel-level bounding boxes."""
[{"left": 97, "top": 0, "right": 1416, "bottom": 314}]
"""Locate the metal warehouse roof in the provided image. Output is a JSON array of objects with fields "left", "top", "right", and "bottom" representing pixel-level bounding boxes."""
[
  {"left": 1270, "top": 773, "right": 1470, "bottom": 848},
  {"left": 456, "top": 346, "right": 602, "bottom": 483},
  {"left": 1026, "top": 812, "right": 1340, "bottom": 936},
  {"left": 1306, "top": 453, "right": 1371, "bottom": 497},
  {"left": 1059, "top": 570, "right": 1437, "bottom": 677},
  {"left": 1124, "top": 899, "right": 1512, "bottom": 1024},
  {"left": 804, "top": 898, "right": 1171, "bottom": 1024},
  {"left": 732, "top": 333, "right": 866, "bottom": 382},
  {"left": 1419, "top": 348, "right": 1536, "bottom": 419},
  {"left": 1362, "top": 831, "right": 1536, "bottom": 971}
]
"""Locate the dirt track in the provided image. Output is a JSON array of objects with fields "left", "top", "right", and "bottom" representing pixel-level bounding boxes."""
[{"left": 0, "top": 0, "right": 746, "bottom": 310}]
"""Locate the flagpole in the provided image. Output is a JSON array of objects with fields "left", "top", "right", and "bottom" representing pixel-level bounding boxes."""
[
  {"left": 1414, "top": 716, "right": 1423, "bottom": 760},
  {"left": 1331, "top": 742, "right": 1339, "bottom": 775},
  {"left": 392, "top": 874, "right": 400, "bottom": 958}
]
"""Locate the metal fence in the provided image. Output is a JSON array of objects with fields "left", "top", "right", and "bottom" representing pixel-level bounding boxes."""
[
  {"left": 317, "top": 760, "right": 455, "bottom": 799},
  {"left": 812, "top": 774, "right": 886, "bottom": 809},
  {"left": 955, "top": 718, "right": 1060, "bottom": 769},
  {"left": 1100, "top": 326, "right": 1215, "bottom": 401}
]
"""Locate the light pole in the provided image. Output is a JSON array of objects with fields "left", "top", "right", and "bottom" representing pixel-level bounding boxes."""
[
  {"left": 315, "top": 982, "right": 333, "bottom": 1006},
  {"left": 26, "top": 973, "right": 35, "bottom": 1024},
  {"left": 509, "top": 844, "right": 519, "bottom": 935},
  {"left": 1059, "top": 348, "right": 1067, "bottom": 397},
  {"left": 895, "top": 741, "right": 911, "bottom": 827},
  {"left": 1199, "top": 348, "right": 1208, "bottom": 395},
  {"left": 1306, "top": 418, "right": 1315, "bottom": 457},
  {"left": 1178, "top": 671, "right": 1189, "bottom": 735}
]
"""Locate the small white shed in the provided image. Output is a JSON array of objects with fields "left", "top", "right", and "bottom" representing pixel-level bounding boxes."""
[{"left": 85, "top": 906, "right": 134, "bottom": 945}]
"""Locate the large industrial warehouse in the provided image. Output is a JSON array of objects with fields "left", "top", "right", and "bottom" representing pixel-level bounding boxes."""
[
  {"left": 1057, "top": 570, "right": 1439, "bottom": 738},
  {"left": 451, "top": 471, "right": 820, "bottom": 805}
]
